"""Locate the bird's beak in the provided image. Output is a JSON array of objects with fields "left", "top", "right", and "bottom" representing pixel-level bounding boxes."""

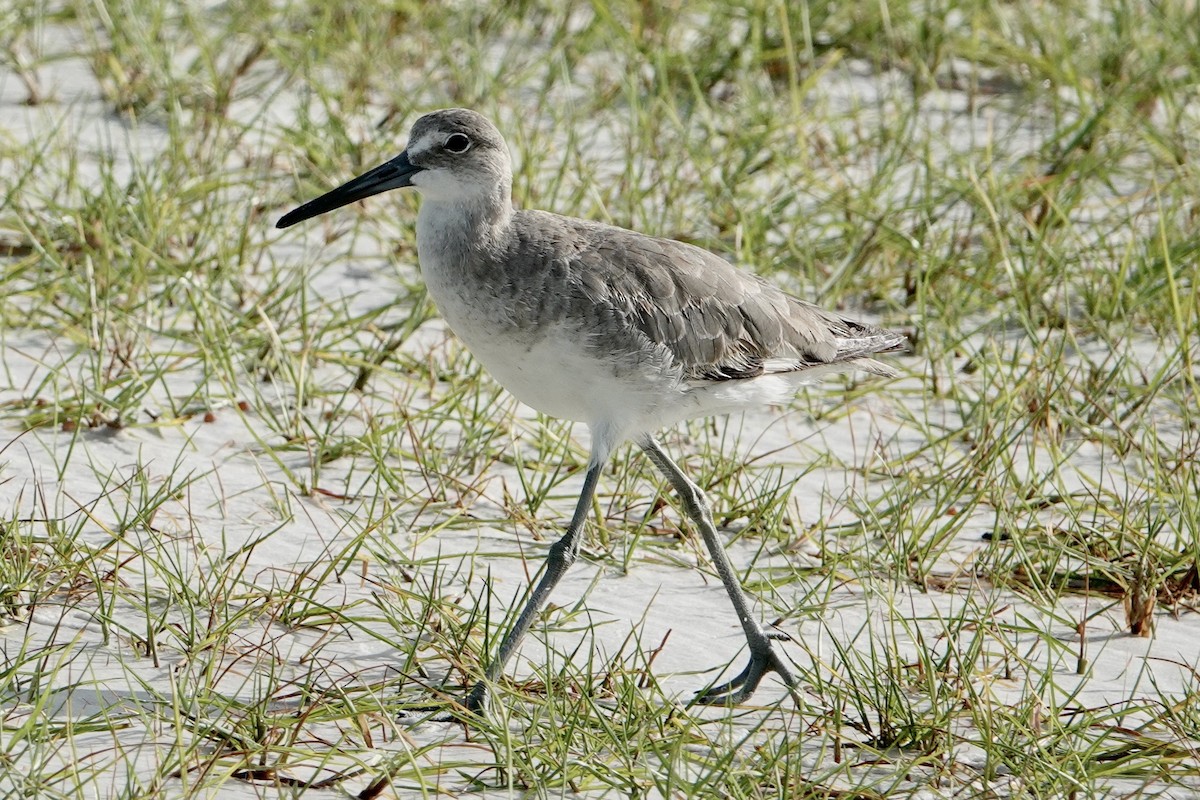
[{"left": 276, "top": 151, "right": 420, "bottom": 229}]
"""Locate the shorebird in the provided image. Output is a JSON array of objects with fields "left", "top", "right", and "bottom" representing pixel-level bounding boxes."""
[{"left": 278, "top": 109, "right": 905, "bottom": 715}]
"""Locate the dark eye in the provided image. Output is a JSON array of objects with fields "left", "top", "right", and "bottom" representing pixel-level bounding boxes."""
[{"left": 444, "top": 133, "right": 471, "bottom": 153}]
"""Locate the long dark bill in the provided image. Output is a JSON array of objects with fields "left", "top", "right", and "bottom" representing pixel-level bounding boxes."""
[{"left": 277, "top": 151, "right": 420, "bottom": 229}]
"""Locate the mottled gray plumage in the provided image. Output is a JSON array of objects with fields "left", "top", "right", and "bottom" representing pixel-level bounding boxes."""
[
  {"left": 278, "top": 108, "right": 906, "bottom": 718},
  {"left": 494, "top": 209, "right": 902, "bottom": 382}
]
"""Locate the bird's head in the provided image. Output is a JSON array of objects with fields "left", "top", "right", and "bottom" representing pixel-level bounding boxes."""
[{"left": 277, "top": 108, "right": 511, "bottom": 229}]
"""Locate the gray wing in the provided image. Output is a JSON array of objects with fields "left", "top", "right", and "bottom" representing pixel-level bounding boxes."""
[{"left": 522, "top": 213, "right": 905, "bottom": 382}]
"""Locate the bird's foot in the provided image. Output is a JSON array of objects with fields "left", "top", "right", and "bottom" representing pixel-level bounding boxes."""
[
  {"left": 422, "top": 681, "right": 489, "bottom": 723},
  {"left": 693, "top": 629, "right": 796, "bottom": 706},
  {"left": 393, "top": 681, "right": 489, "bottom": 724}
]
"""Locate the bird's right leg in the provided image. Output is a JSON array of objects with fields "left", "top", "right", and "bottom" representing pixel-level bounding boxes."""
[
  {"left": 454, "top": 452, "right": 605, "bottom": 717},
  {"left": 639, "top": 436, "right": 798, "bottom": 705}
]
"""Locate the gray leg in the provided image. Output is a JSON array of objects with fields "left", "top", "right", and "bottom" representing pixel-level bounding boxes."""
[
  {"left": 639, "top": 436, "right": 798, "bottom": 705},
  {"left": 457, "top": 455, "right": 604, "bottom": 715}
]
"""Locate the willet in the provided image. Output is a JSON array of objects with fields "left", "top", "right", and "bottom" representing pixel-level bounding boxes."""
[{"left": 278, "top": 108, "right": 906, "bottom": 714}]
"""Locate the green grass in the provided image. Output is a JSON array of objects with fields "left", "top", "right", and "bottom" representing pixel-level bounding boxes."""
[{"left": 1, "top": 0, "right": 1198, "bottom": 796}]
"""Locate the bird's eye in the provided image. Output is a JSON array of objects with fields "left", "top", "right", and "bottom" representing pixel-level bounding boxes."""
[{"left": 444, "top": 133, "right": 471, "bottom": 153}]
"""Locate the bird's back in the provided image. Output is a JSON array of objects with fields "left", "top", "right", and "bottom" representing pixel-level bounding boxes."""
[{"left": 503, "top": 210, "right": 905, "bottom": 384}]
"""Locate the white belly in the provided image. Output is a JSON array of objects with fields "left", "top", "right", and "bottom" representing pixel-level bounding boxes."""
[
  {"left": 425, "top": 289, "right": 673, "bottom": 434},
  {"left": 452, "top": 312, "right": 660, "bottom": 426}
]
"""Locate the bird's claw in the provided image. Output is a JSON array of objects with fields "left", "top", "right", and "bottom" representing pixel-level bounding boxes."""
[
  {"left": 424, "top": 682, "right": 488, "bottom": 723},
  {"left": 692, "top": 635, "right": 796, "bottom": 706},
  {"left": 394, "top": 681, "right": 489, "bottom": 724}
]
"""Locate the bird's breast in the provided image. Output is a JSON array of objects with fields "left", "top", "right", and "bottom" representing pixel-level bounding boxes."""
[{"left": 419, "top": 254, "right": 683, "bottom": 427}]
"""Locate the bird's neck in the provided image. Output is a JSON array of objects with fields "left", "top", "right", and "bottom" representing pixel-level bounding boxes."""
[{"left": 416, "top": 186, "right": 514, "bottom": 257}]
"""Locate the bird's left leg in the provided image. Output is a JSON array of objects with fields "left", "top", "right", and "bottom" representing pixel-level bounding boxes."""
[
  {"left": 639, "top": 435, "right": 798, "bottom": 705},
  {"left": 452, "top": 438, "right": 609, "bottom": 717}
]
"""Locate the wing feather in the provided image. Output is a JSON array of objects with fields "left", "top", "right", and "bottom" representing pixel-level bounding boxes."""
[{"left": 512, "top": 212, "right": 905, "bottom": 382}]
